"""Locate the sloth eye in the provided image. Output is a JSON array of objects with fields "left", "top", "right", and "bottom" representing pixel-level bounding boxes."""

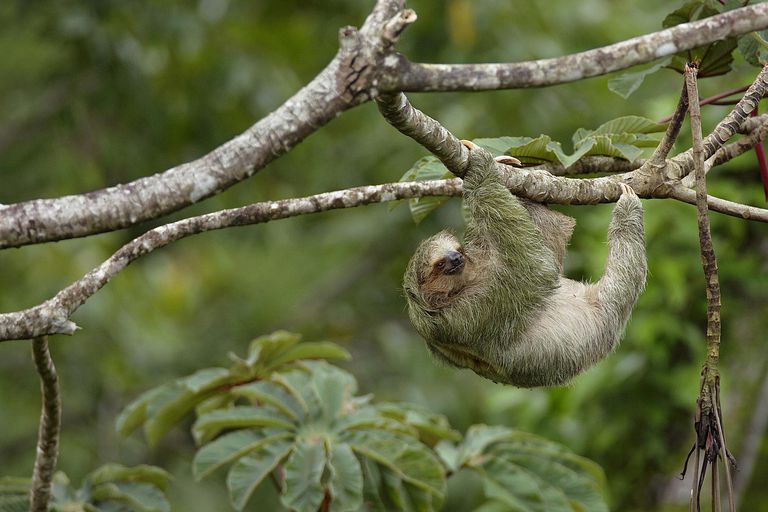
[{"left": 436, "top": 261, "right": 446, "bottom": 270}]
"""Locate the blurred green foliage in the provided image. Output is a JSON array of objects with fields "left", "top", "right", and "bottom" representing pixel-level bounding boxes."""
[{"left": 1, "top": 1, "right": 767, "bottom": 511}]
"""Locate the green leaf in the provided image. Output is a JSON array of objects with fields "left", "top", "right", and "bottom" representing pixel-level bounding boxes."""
[
  {"left": 265, "top": 341, "right": 351, "bottom": 371},
  {"left": 343, "top": 430, "right": 445, "bottom": 502},
  {"left": 360, "top": 457, "right": 388, "bottom": 512},
  {"left": 0, "top": 478, "right": 30, "bottom": 495},
  {"left": 375, "top": 403, "right": 461, "bottom": 446},
  {"left": 409, "top": 196, "right": 452, "bottom": 225},
  {"left": 662, "top": 1, "right": 737, "bottom": 77},
  {"left": 180, "top": 367, "right": 232, "bottom": 393},
  {"left": 607, "top": 57, "right": 672, "bottom": 98},
  {"left": 311, "top": 363, "right": 358, "bottom": 425},
  {"left": 227, "top": 439, "right": 294, "bottom": 511},
  {"left": 90, "top": 481, "right": 170, "bottom": 512},
  {"left": 116, "top": 387, "right": 163, "bottom": 437},
  {"left": 192, "top": 406, "right": 295, "bottom": 445},
  {"left": 281, "top": 439, "right": 327, "bottom": 512},
  {"left": 479, "top": 457, "right": 548, "bottom": 512},
  {"left": 87, "top": 464, "right": 171, "bottom": 492},
  {"left": 396, "top": 156, "right": 454, "bottom": 223},
  {"left": 326, "top": 443, "right": 364, "bottom": 512},
  {"left": 0, "top": 496, "right": 28, "bottom": 512},
  {"left": 586, "top": 116, "right": 667, "bottom": 137},
  {"left": 738, "top": 31, "right": 768, "bottom": 67},
  {"left": 399, "top": 156, "right": 452, "bottom": 182},
  {"left": 231, "top": 381, "right": 303, "bottom": 421},
  {"left": 248, "top": 331, "right": 303, "bottom": 367},
  {"left": 473, "top": 136, "right": 531, "bottom": 156},
  {"left": 193, "top": 429, "right": 293, "bottom": 480}
]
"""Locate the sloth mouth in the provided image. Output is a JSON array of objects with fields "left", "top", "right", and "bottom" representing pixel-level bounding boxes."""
[{"left": 445, "top": 260, "right": 464, "bottom": 274}]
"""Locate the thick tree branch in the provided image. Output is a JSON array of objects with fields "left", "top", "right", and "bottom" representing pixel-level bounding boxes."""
[
  {"left": 0, "top": 0, "right": 410, "bottom": 250},
  {"left": 388, "top": 4, "right": 768, "bottom": 91},
  {"left": 4, "top": 2, "right": 768, "bottom": 250}
]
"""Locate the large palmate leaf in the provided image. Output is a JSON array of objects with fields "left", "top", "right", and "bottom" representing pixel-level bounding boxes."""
[
  {"left": 445, "top": 425, "right": 608, "bottom": 512},
  {"left": 394, "top": 155, "right": 455, "bottom": 223}
]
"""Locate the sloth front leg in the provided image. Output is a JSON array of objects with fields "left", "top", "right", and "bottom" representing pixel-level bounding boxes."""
[{"left": 597, "top": 183, "right": 647, "bottom": 334}]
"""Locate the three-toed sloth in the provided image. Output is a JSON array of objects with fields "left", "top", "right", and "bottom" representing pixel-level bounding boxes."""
[{"left": 403, "top": 142, "right": 646, "bottom": 387}]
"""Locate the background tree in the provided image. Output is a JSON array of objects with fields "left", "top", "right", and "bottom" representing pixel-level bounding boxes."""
[{"left": 1, "top": 1, "right": 768, "bottom": 510}]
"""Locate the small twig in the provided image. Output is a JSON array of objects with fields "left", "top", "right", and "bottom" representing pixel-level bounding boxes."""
[
  {"left": 659, "top": 86, "right": 749, "bottom": 123},
  {"left": 29, "top": 336, "right": 61, "bottom": 512},
  {"left": 651, "top": 84, "right": 689, "bottom": 164}
]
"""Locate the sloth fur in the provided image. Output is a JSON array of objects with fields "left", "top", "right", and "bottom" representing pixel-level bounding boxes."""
[{"left": 403, "top": 146, "right": 646, "bottom": 387}]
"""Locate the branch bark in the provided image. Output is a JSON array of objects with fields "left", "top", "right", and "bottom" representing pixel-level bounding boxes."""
[{"left": 390, "top": 4, "right": 768, "bottom": 91}]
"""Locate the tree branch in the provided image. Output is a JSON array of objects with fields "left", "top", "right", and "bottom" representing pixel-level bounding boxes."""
[
  {"left": 4, "top": 2, "right": 768, "bottom": 250},
  {"left": 29, "top": 336, "right": 61, "bottom": 512},
  {"left": 389, "top": 4, "right": 768, "bottom": 91},
  {"left": 0, "top": 0, "right": 411, "bottom": 250}
]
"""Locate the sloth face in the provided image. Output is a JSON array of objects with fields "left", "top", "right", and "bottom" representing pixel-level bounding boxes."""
[{"left": 417, "top": 233, "right": 472, "bottom": 305}]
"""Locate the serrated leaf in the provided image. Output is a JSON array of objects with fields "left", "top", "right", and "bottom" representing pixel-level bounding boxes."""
[
  {"left": 265, "top": 341, "right": 351, "bottom": 371},
  {"left": 281, "top": 439, "right": 327, "bottom": 512},
  {"left": 608, "top": 57, "right": 672, "bottom": 98},
  {"left": 193, "top": 429, "right": 292, "bottom": 480},
  {"left": 192, "top": 406, "right": 295, "bottom": 445},
  {"left": 231, "top": 381, "right": 303, "bottom": 420},
  {"left": 87, "top": 464, "right": 171, "bottom": 492},
  {"left": 227, "top": 439, "right": 294, "bottom": 511},
  {"left": 90, "top": 481, "right": 170, "bottom": 512},
  {"left": 343, "top": 430, "right": 445, "bottom": 501},
  {"left": 327, "top": 443, "right": 364, "bottom": 512}
]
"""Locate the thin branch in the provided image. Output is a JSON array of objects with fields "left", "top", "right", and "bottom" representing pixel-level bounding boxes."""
[
  {"left": 29, "top": 336, "right": 61, "bottom": 512},
  {"left": 669, "top": 185, "right": 768, "bottom": 222},
  {"left": 651, "top": 84, "right": 689, "bottom": 165},
  {"left": 672, "top": 65, "right": 768, "bottom": 179},
  {"left": 4, "top": 167, "right": 768, "bottom": 343},
  {"left": 659, "top": 85, "right": 748, "bottom": 124},
  {"left": 389, "top": 4, "right": 768, "bottom": 91}
]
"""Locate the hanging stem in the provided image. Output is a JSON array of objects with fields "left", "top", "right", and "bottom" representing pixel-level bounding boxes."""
[
  {"left": 30, "top": 336, "right": 61, "bottom": 512},
  {"left": 685, "top": 63, "right": 735, "bottom": 512}
]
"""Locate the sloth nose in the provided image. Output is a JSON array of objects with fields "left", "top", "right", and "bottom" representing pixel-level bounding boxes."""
[
  {"left": 448, "top": 251, "right": 464, "bottom": 267},
  {"left": 445, "top": 251, "right": 464, "bottom": 273}
]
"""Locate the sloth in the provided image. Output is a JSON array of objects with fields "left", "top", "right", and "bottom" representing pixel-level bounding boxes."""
[{"left": 403, "top": 142, "right": 646, "bottom": 387}]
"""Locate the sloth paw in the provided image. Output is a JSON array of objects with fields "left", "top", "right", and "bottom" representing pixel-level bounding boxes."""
[{"left": 618, "top": 182, "right": 637, "bottom": 198}]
